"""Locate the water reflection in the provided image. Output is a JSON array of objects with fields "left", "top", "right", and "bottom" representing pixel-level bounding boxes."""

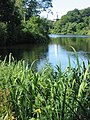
[
  {"left": 0, "top": 44, "right": 48, "bottom": 70},
  {"left": 0, "top": 35, "right": 90, "bottom": 70},
  {"left": 50, "top": 37, "right": 90, "bottom": 52},
  {"left": 49, "top": 36, "right": 90, "bottom": 70}
]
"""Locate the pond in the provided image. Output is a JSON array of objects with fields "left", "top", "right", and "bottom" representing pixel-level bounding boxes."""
[{"left": 0, "top": 34, "right": 90, "bottom": 71}]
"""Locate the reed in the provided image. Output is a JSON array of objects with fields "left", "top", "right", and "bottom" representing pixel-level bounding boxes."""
[{"left": 0, "top": 53, "right": 90, "bottom": 120}]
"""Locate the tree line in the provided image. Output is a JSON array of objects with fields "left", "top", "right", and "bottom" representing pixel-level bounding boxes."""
[
  {"left": 50, "top": 7, "right": 90, "bottom": 35},
  {"left": 0, "top": 0, "right": 52, "bottom": 46}
]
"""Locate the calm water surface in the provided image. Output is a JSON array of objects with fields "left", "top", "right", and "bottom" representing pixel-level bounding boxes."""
[{"left": 0, "top": 34, "right": 90, "bottom": 70}]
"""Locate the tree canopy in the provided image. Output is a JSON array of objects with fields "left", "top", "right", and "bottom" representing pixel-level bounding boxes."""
[
  {"left": 24, "top": 0, "right": 52, "bottom": 18},
  {"left": 0, "top": 0, "right": 52, "bottom": 46},
  {"left": 0, "top": 0, "right": 52, "bottom": 22},
  {"left": 51, "top": 7, "right": 90, "bottom": 35}
]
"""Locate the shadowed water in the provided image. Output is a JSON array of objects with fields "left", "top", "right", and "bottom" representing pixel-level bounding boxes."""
[{"left": 0, "top": 34, "right": 90, "bottom": 70}]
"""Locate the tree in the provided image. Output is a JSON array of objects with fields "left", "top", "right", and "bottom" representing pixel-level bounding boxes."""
[
  {"left": 51, "top": 7, "right": 90, "bottom": 35},
  {"left": 21, "top": 16, "right": 49, "bottom": 35},
  {"left": 0, "top": 0, "right": 22, "bottom": 36},
  {"left": 0, "top": 0, "right": 52, "bottom": 24},
  {"left": 81, "top": 7, "right": 90, "bottom": 17},
  {"left": 23, "top": 0, "right": 52, "bottom": 19},
  {"left": 0, "top": 0, "right": 21, "bottom": 24},
  {"left": 67, "top": 9, "right": 82, "bottom": 23},
  {"left": 0, "top": 0, "right": 22, "bottom": 45},
  {"left": 0, "top": 0, "right": 52, "bottom": 45}
]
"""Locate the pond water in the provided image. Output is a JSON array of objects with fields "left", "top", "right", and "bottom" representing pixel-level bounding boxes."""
[{"left": 0, "top": 34, "right": 90, "bottom": 71}]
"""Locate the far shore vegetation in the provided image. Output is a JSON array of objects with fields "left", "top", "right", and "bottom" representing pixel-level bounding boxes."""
[{"left": 50, "top": 7, "right": 90, "bottom": 35}]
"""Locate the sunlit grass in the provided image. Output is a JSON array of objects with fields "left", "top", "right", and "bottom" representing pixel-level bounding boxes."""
[{"left": 0, "top": 53, "right": 90, "bottom": 120}]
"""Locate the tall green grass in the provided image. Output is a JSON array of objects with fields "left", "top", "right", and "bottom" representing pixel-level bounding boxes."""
[{"left": 0, "top": 53, "right": 90, "bottom": 120}]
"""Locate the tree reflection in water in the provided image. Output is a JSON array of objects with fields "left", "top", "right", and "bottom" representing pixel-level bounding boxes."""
[{"left": 0, "top": 35, "right": 90, "bottom": 70}]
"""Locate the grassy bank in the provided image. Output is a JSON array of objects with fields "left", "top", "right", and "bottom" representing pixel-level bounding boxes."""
[{"left": 0, "top": 54, "right": 90, "bottom": 120}]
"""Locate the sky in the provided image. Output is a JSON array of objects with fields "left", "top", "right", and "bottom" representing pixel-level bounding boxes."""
[{"left": 41, "top": 0, "right": 90, "bottom": 20}]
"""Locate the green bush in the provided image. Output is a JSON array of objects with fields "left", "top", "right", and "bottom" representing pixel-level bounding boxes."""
[
  {"left": 19, "top": 16, "right": 50, "bottom": 44},
  {"left": 21, "top": 16, "right": 49, "bottom": 36}
]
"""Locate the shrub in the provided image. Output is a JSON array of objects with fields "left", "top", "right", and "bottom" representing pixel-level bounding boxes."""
[{"left": 0, "top": 53, "right": 90, "bottom": 120}]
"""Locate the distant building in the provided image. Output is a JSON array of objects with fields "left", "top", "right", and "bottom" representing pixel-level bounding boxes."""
[
  {"left": 52, "top": 12, "right": 59, "bottom": 21},
  {"left": 46, "top": 11, "right": 59, "bottom": 21}
]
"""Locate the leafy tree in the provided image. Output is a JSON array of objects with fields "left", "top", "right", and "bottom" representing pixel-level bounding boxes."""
[
  {"left": 0, "top": 0, "right": 22, "bottom": 40},
  {"left": 0, "top": 0, "right": 21, "bottom": 24},
  {"left": 60, "top": 15, "right": 69, "bottom": 25},
  {"left": 81, "top": 7, "right": 90, "bottom": 17},
  {"left": 51, "top": 7, "right": 90, "bottom": 35},
  {"left": 23, "top": 0, "right": 52, "bottom": 19},
  {"left": 21, "top": 16, "right": 49, "bottom": 35},
  {"left": 76, "top": 22, "right": 85, "bottom": 30},
  {"left": 67, "top": 9, "right": 83, "bottom": 23},
  {"left": 0, "top": 0, "right": 52, "bottom": 26},
  {"left": 0, "top": 0, "right": 52, "bottom": 46}
]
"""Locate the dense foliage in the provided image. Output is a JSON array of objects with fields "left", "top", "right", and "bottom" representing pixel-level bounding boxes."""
[
  {"left": 22, "top": 16, "right": 49, "bottom": 35},
  {"left": 0, "top": 53, "right": 90, "bottom": 120},
  {"left": 51, "top": 7, "right": 90, "bottom": 35},
  {"left": 0, "top": 0, "right": 52, "bottom": 46}
]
